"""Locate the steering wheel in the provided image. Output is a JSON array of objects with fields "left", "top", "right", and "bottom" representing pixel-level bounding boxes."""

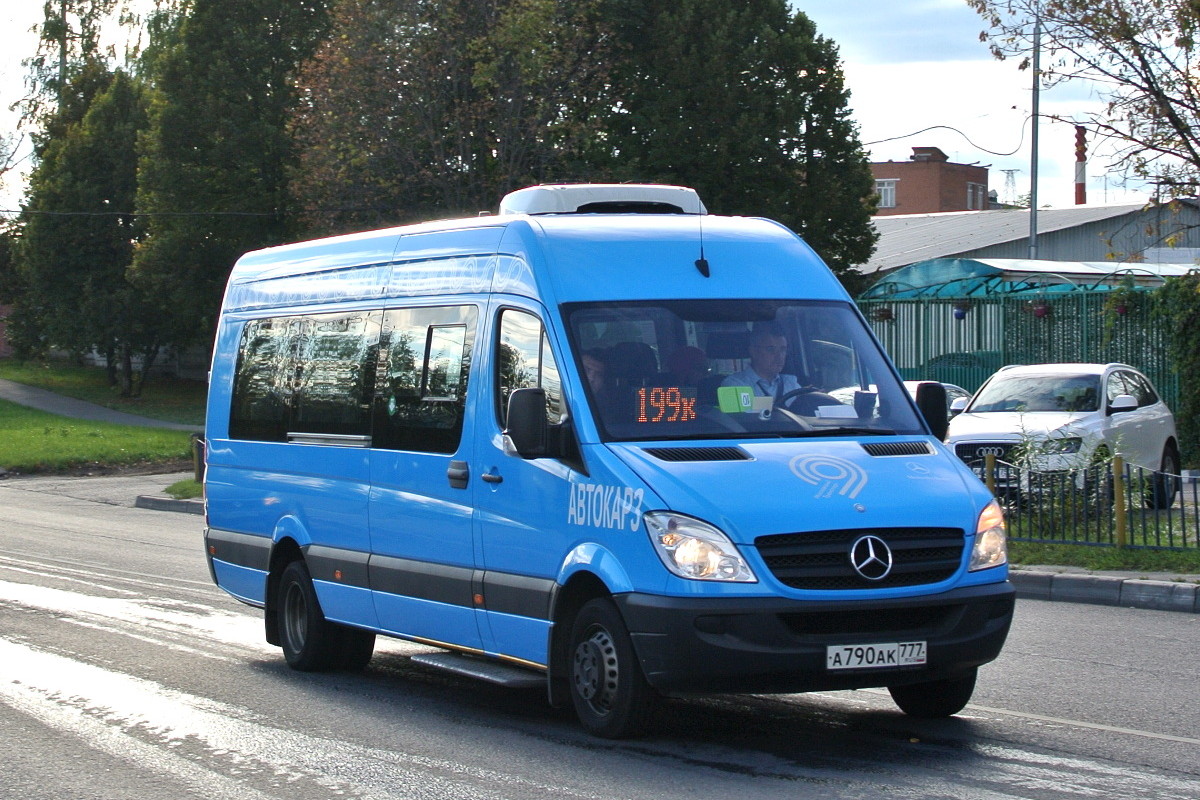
[{"left": 777, "top": 386, "right": 821, "bottom": 411}]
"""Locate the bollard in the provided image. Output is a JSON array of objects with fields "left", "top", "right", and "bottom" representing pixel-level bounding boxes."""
[
  {"left": 1113, "top": 455, "right": 1126, "bottom": 548},
  {"left": 191, "top": 433, "right": 206, "bottom": 485},
  {"left": 984, "top": 452, "right": 996, "bottom": 495}
]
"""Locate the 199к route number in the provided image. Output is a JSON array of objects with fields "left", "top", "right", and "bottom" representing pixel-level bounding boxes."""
[{"left": 826, "top": 641, "right": 927, "bottom": 670}]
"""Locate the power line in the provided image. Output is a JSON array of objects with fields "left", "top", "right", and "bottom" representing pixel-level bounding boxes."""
[{"left": 864, "top": 118, "right": 1031, "bottom": 157}]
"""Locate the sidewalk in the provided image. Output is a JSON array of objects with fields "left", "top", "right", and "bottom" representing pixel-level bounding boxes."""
[
  {"left": 2, "top": 469, "right": 1197, "bottom": 614},
  {"left": 0, "top": 377, "right": 204, "bottom": 432}
]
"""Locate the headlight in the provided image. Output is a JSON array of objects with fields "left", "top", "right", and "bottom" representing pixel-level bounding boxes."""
[
  {"left": 644, "top": 512, "right": 757, "bottom": 582},
  {"left": 1042, "top": 436, "right": 1083, "bottom": 454},
  {"left": 969, "top": 499, "right": 1008, "bottom": 571}
]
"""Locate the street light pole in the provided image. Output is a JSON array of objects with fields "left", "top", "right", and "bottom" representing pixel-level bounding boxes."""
[{"left": 1028, "top": 15, "right": 1041, "bottom": 259}]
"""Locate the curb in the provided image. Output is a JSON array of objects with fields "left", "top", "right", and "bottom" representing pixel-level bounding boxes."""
[
  {"left": 1010, "top": 570, "right": 1199, "bottom": 614},
  {"left": 134, "top": 494, "right": 204, "bottom": 515}
]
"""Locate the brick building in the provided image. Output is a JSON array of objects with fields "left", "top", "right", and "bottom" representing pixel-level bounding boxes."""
[{"left": 871, "top": 146, "right": 990, "bottom": 216}]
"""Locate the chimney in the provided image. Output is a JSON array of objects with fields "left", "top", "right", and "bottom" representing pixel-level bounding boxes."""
[{"left": 910, "top": 146, "right": 949, "bottom": 162}]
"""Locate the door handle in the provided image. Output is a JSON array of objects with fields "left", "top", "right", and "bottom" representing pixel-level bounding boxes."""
[
  {"left": 481, "top": 471, "right": 503, "bottom": 484},
  {"left": 447, "top": 460, "right": 469, "bottom": 489}
]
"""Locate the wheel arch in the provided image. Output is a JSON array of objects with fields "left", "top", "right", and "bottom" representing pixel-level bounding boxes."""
[
  {"left": 264, "top": 536, "right": 305, "bottom": 647},
  {"left": 546, "top": 570, "right": 612, "bottom": 708}
]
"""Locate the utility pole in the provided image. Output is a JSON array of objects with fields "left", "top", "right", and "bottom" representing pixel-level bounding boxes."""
[{"left": 1028, "top": 15, "right": 1041, "bottom": 259}]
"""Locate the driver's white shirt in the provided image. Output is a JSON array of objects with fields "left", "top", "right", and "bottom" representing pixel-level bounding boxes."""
[{"left": 721, "top": 370, "right": 802, "bottom": 402}]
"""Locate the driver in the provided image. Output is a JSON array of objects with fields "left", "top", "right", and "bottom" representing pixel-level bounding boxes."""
[{"left": 721, "top": 322, "right": 801, "bottom": 404}]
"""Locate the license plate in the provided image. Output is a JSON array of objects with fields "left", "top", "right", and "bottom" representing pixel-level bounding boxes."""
[{"left": 826, "top": 641, "right": 927, "bottom": 670}]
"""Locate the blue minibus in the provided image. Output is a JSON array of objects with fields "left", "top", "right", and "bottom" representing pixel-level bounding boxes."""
[{"left": 203, "top": 184, "right": 1013, "bottom": 738}]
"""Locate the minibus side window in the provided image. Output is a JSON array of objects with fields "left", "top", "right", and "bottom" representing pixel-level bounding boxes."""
[
  {"left": 374, "top": 305, "right": 477, "bottom": 454},
  {"left": 230, "top": 318, "right": 293, "bottom": 442},
  {"left": 496, "top": 309, "right": 563, "bottom": 427},
  {"left": 229, "top": 311, "right": 379, "bottom": 442},
  {"left": 291, "top": 313, "right": 378, "bottom": 436}
]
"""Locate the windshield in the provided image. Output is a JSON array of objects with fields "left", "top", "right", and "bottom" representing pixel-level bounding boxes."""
[
  {"left": 564, "top": 299, "right": 924, "bottom": 441},
  {"left": 970, "top": 373, "right": 1101, "bottom": 413}
]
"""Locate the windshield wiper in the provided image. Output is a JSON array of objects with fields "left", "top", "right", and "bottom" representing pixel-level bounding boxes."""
[{"left": 804, "top": 427, "right": 896, "bottom": 437}]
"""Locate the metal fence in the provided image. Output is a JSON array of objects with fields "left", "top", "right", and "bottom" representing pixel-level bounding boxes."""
[
  {"left": 857, "top": 292, "right": 1179, "bottom": 410},
  {"left": 970, "top": 455, "right": 1198, "bottom": 550}
]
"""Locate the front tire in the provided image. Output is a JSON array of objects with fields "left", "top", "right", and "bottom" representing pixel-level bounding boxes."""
[
  {"left": 568, "top": 598, "right": 658, "bottom": 738},
  {"left": 888, "top": 668, "right": 977, "bottom": 718},
  {"left": 278, "top": 560, "right": 374, "bottom": 672}
]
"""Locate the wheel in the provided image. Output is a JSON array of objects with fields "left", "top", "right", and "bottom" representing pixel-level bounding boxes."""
[
  {"left": 278, "top": 560, "right": 374, "bottom": 672},
  {"left": 337, "top": 628, "right": 377, "bottom": 672},
  {"left": 1147, "top": 445, "right": 1180, "bottom": 509},
  {"left": 568, "top": 598, "right": 658, "bottom": 738},
  {"left": 888, "top": 668, "right": 977, "bottom": 718}
]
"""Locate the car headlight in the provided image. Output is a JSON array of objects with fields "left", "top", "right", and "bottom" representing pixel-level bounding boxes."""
[
  {"left": 1042, "top": 436, "right": 1083, "bottom": 454},
  {"left": 969, "top": 500, "right": 1008, "bottom": 571},
  {"left": 645, "top": 512, "right": 757, "bottom": 582}
]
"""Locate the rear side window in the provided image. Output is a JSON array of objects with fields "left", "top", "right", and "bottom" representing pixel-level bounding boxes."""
[
  {"left": 229, "top": 312, "right": 379, "bottom": 441},
  {"left": 374, "top": 305, "right": 478, "bottom": 453}
]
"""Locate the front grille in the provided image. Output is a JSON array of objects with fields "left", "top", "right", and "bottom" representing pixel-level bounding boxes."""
[
  {"left": 755, "top": 527, "right": 965, "bottom": 590},
  {"left": 954, "top": 442, "right": 1016, "bottom": 463},
  {"left": 780, "top": 604, "right": 957, "bottom": 636}
]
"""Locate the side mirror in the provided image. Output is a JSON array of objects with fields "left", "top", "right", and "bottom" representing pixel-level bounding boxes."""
[
  {"left": 914, "top": 381, "right": 949, "bottom": 441},
  {"left": 505, "top": 387, "right": 549, "bottom": 458},
  {"left": 949, "top": 396, "right": 969, "bottom": 417},
  {"left": 1108, "top": 393, "right": 1137, "bottom": 415}
]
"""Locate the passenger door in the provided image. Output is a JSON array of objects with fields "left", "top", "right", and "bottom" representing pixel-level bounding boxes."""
[
  {"left": 1104, "top": 369, "right": 1155, "bottom": 468},
  {"left": 367, "top": 304, "right": 484, "bottom": 651},
  {"left": 471, "top": 303, "right": 578, "bottom": 667}
]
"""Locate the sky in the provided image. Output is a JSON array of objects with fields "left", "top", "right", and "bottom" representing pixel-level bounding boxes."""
[{"left": 0, "top": 0, "right": 1152, "bottom": 215}]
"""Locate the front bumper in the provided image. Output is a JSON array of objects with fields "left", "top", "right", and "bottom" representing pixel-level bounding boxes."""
[{"left": 615, "top": 581, "right": 1015, "bottom": 695}]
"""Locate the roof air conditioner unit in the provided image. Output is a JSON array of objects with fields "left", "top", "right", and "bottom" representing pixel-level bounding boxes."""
[{"left": 498, "top": 184, "right": 706, "bottom": 216}]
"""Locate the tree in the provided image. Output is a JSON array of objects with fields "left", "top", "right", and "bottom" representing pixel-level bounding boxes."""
[
  {"left": 968, "top": 0, "right": 1200, "bottom": 198},
  {"left": 289, "top": 0, "right": 614, "bottom": 235},
  {"left": 19, "top": 1, "right": 125, "bottom": 129},
  {"left": 1153, "top": 273, "right": 1200, "bottom": 463},
  {"left": 16, "top": 69, "right": 164, "bottom": 395},
  {"left": 599, "top": 0, "right": 878, "bottom": 285},
  {"left": 131, "top": 0, "right": 329, "bottom": 349}
]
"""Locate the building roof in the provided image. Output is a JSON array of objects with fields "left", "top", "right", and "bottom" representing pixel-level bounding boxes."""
[
  {"left": 861, "top": 203, "right": 1151, "bottom": 275},
  {"left": 860, "top": 257, "right": 1198, "bottom": 299}
]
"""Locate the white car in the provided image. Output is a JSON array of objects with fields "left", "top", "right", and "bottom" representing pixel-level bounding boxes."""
[{"left": 946, "top": 363, "right": 1179, "bottom": 507}]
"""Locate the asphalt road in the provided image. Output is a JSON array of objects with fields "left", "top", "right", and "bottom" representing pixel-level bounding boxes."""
[{"left": 1, "top": 478, "right": 1198, "bottom": 799}]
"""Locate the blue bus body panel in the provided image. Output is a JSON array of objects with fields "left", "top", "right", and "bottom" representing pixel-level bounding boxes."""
[
  {"left": 211, "top": 559, "right": 267, "bottom": 606},
  {"left": 374, "top": 594, "right": 482, "bottom": 651}
]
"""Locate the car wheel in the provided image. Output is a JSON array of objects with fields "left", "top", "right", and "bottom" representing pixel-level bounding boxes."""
[
  {"left": 278, "top": 560, "right": 371, "bottom": 672},
  {"left": 1147, "top": 444, "right": 1181, "bottom": 509},
  {"left": 888, "top": 668, "right": 977, "bottom": 718},
  {"left": 568, "top": 598, "right": 658, "bottom": 739}
]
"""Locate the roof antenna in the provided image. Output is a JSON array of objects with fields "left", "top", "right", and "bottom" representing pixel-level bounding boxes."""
[{"left": 694, "top": 195, "right": 710, "bottom": 277}]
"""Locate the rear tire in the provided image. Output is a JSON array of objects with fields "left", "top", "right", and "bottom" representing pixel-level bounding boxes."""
[
  {"left": 888, "top": 668, "right": 977, "bottom": 718},
  {"left": 568, "top": 598, "right": 658, "bottom": 739},
  {"left": 278, "top": 560, "right": 374, "bottom": 672}
]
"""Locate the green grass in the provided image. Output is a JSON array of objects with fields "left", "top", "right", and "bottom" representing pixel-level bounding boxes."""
[
  {"left": 165, "top": 478, "right": 203, "bottom": 499},
  {"left": 1009, "top": 541, "right": 1200, "bottom": 576},
  {"left": 0, "top": 399, "right": 193, "bottom": 473},
  {"left": 0, "top": 360, "right": 207, "bottom": 425}
]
